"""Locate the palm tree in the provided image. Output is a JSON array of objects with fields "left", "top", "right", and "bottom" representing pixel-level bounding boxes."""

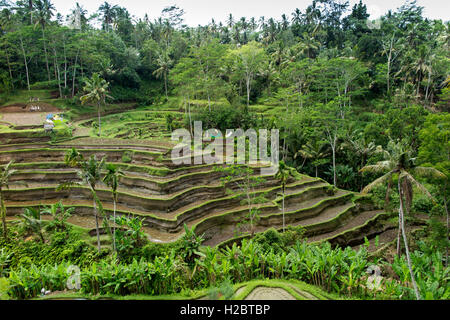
[
  {"left": 299, "top": 32, "right": 319, "bottom": 59},
  {"left": 64, "top": 147, "right": 83, "bottom": 167},
  {"left": 344, "top": 133, "right": 379, "bottom": 190},
  {"left": 34, "top": 0, "right": 54, "bottom": 82},
  {"left": 98, "top": 1, "right": 118, "bottom": 31},
  {"left": 61, "top": 150, "right": 107, "bottom": 252},
  {"left": 0, "top": 161, "right": 16, "bottom": 240},
  {"left": 276, "top": 161, "right": 291, "bottom": 233},
  {"left": 226, "top": 13, "right": 234, "bottom": 28},
  {"left": 153, "top": 50, "right": 172, "bottom": 99},
  {"left": 103, "top": 164, "right": 124, "bottom": 251},
  {"left": 360, "top": 140, "right": 446, "bottom": 300},
  {"left": 295, "top": 140, "right": 329, "bottom": 177},
  {"left": 80, "top": 73, "right": 112, "bottom": 137}
]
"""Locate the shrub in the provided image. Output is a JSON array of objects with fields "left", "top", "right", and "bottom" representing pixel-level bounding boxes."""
[
  {"left": 29, "top": 80, "right": 59, "bottom": 90},
  {"left": 190, "top": 104, "right": 258, "bottom": 132}
]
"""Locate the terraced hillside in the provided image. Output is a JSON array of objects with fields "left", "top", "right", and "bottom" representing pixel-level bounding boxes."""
[{"left": 0, "top": 124, "right": 390, "bottom": 249}]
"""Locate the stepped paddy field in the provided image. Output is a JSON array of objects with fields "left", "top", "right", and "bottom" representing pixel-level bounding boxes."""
[
  {"left": 0, "top": 89, "right": 447, "bottom": 302},
  {"left": 0, "top": 0, "right": 449, "bottom": 304}
]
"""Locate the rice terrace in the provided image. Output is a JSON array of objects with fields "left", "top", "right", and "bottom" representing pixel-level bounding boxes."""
[{"left": 0, "top": 0, "right": 449, "bottom": 306}]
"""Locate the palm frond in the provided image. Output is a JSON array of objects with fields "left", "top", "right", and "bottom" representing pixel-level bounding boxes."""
[
  {"left": 361, "top": 171, "right": 393, "bottom": 194},
  {"left": 359, "top": 163, "right": 390, "bottom": 174},
  {"left": 410, "top": 166, "right": 447, "bottom": 180},
  {"left": 400, "top": 170, "right": 436, "bottom": 203}
]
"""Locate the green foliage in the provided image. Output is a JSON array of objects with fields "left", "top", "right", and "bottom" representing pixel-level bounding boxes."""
[
  {"left": 0, "top": 248, "right": 12, "bottom": 277},
  {"left": 191, "top": 104, "right": 257, "bottom": 132},
  {"left": 121, "top": 151, "right": 133, "bottom": 163},
  {"left": 389, "top": 242, "right": 449, "bottom": 300},
  {"left": 0, "top": 224, "right": 99, "bottom": 272},
  {"left": 207, "top": 279, "right": 234, "bottom": 300},
  {"left": 42, "top": 201, "right": 74, "bottom": 232},
  {"left": 0, "top": 278, "right": 9, "bottom": 300},
  {"left": 29, "top": 80, "right": 59, "bottom": 90},
  {"left": 20, "top": 207, "right": 44, "bottom": 242},
  {"left": 179, "top": 224, "right": 205, "bottom": 266},
  {"left": 111, "top": 215, "right": 147, "bottom": 261}
]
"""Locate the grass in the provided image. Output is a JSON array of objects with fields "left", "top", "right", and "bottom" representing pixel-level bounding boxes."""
[
  {"left": 37, "top": 288, "right": 208, "bottom": 300},
  {"left": 0, "top": 89, "right": 54, "bottom": 106},
  {"left": 0, "top": 278, "right": 9, "bottom": 300}
]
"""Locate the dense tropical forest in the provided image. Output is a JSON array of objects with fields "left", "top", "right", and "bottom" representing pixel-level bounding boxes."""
[{"left": 0, "top": 0, "right": 449, "bottom": 302}]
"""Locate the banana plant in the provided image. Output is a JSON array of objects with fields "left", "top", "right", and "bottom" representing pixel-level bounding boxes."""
[
  {"left": 42, "top": 201, "right": 74, "bottom": 232},
  {"left": 20, "top": 207, "right": 44, "bottom": 243},
  {"left": 0, "top": 160, "right": 16, "bottom": 240}
]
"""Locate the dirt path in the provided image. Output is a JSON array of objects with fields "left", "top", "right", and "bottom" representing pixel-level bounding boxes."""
[
  {"left": 1, "top": 112, "right": 47, "bottom": 126},
  {"left": 244, "top": 287, "right": 296, "bottom": 300}
]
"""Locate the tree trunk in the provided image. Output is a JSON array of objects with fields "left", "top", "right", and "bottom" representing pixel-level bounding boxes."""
[
  {"left": 398, "top": 179, "right": 421, "bottom": 300},
  {"left": 282, "top": 186, "right": 285, "bottom": 233},
  {"left": 5, "top": 50, "right": 13, "bottom": 86},
  {"left": 246, "top": 76, "right": 250, "bottom": 112},
  {"left": 164, "top": 71, "right": 168, "bottom": 99},
  {"left": 63, "top": 36, "right": 67, "bottom": 90},
  {"left": 97, "top": 102, "right": 102, "bottom": 136},
  {"left": 188, "top": 95, "right": 193, "bottom": 137},
  {"left": 113, "top": 195, "right": 116, "bottom": 251},
  {"left": 53, "top": 46, "right": 62, "bottom": 97},
  {"left": 28, "top": 0, "right": 33, "bottom": 24},
  {"left": 0, "top": 190, "right": 8, "bottom": 240},
  {"left": 444, "top": 192, "right": 449, "bottom": 268},
  {"left": 397, "top": 207, "right": 402, "bottom": 256},
  {"left": 93, "top": 197, "right": 101, "bottom": 253},
  {"left": 332, "top": 145, "right": 336, "bottom": 187},
  {"left": 41, "top": 27, "right": 51, "bottom": 82},
  {"left": 72, "top": 49, "right": 79, "bottom": 97},
  {"left": 19, "top": 36, "right": 30, "bottom": 91}
]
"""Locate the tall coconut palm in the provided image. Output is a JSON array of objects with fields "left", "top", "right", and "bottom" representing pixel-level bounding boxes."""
[
  {"left": 299, "top": 32, "right": 319, "bottom": 59},
  {"left": 0, "top": 161, "right": 16, "bottom": 240},
  {"left": 61, "top": 150, "right": 107, "bottom": 252},
  {"left": 153, "top": 50, "right": 172, "bottom": 99},
  {"left": 276, "top": 161, "right": 291, "bottom": 233},
  {"left": 34, "top": 0, "right": 54, "bottom": 82},
  {"left": 80, "top": 73, "right": 112, "bottom": 137},
  {"left": 360, "top": 140, "right": 446, "bottom": 300},
  {"left": 103, "top": 163, "right": 124, "bottom": 251},
  {"left": 98, "top": 1, "right": 118, "bottom": 31}
]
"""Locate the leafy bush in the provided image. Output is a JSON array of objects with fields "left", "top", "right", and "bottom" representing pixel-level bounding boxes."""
[
  {"left": 411, "top": 194, "right": 434, "bottom": 214},
  {"left": 207, "top": 279, "right": 234, "bottom": 300},
  {"left": 29, "top": 80, "right": 59, "bottom": 90},
  {"left": 388, "top": 242, "right": 449, "bottom": 300},
  {"left": 8, "top": 263, "right": 70, "bottom": 299},
  {"left": 0, "top": 224, "right": 99, "bottom": 271},
  {"left": 0, "top": 278, "right": 9, "bottom": 300},
  {"left": 121, "top": 151, "right": 133, "bottom": 163},
  {"left": 111, "top": 215, "right": 147, "bottom": 261},
  {"left": 0, "top": 249, "right": 12, "bottom": 277},
  {"left": 190, "top": 104, "right": 258, "bottom": 132}
]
